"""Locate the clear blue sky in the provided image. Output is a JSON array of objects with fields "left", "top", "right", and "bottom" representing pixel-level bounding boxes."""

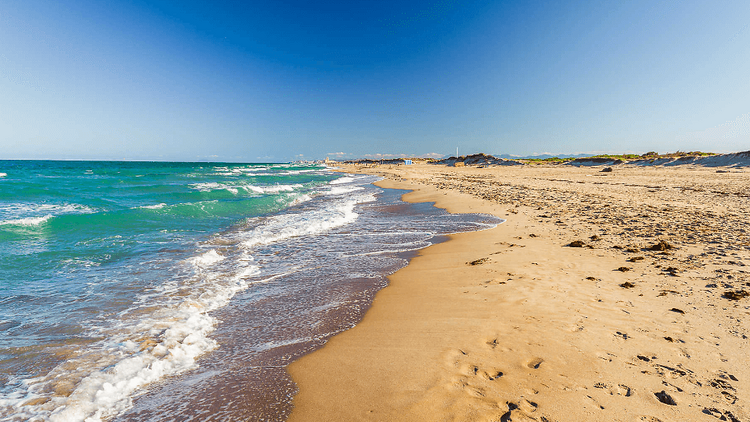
[{"left": 1, "top": 0, "right": 748, "bottom": 162}]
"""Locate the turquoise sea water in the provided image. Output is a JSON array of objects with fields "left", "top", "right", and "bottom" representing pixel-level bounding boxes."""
[{"left": 0, "top": 161, "right": 500, "bottom": 421}]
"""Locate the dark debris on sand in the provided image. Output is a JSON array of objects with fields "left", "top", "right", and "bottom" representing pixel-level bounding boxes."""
[
  {"left": 655, "top": 390, "right": 677, "bottom": 406},
  {"left": 703, "top": 408, "right": 741, "bottom": 422},
  {"left": 647, "top": 240, "right": 674, "bottom": 251},
  {"left": 723, "top": 290, "right": 749, "bottom": 301}
]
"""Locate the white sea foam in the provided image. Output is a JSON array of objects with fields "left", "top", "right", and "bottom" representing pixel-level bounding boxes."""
[
  {"left": 255, "top": 336, "right": 315, "bottom": 352},
  {"left": 1, "top": 203, "right": 96, "bottom": 228},
  {"left": 241, "top": 192, "right": 376, "bottom": 250},
  {"left": 0, "top": 215, "right": 53, "bottom": 227},
  {"left": 261, "top": 184, "right": 303, "bottom": 193},
  {"left": 327, "top": 186, "right": 364, "bottom": 196},
  {"left": 61, "top": 258, "right": 102, "bottom": 268},
  {"left": 0, "top": 171, "right": 373, "bottom": 422},
  {"left": 329, "top": 176, "right": 354, "bottom": 185},
  {"left": 0, "top": 173, "right": 7, "bottom": 178},
  {"left": 0, "top": 203, "right": 94, "bottom": 222},
  {"left": 290, "top": 194, "right": 313, "bottom": 206},
  {"left": 191, "top": 182, "right": 239, "bottom": 194},
  {"left": 11, "top": 256, "right": 263, "bottom": 422},
  {"left": 25, "top": 203, "right": 92, "bottom": 214},
  {"left": 279, "top": 169, "right": 319, "bottom": 175},
  {"left": 190, "top": 182, "right": 302, "bottom": 195},
  {"left": 139, "top": 203, "right": 167, "bottom": 210},
  {"left": 188, "top": 249, "right": 225, "bottom": 268}
]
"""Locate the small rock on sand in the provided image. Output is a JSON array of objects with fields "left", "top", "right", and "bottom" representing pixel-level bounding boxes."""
[{"left": 655, "top": 390, "right": 677, "bottom": 405}]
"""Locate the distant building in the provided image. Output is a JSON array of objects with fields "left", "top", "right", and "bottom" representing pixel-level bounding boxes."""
[{"left": 404, "top": 159, "right": 413, "bottom": 165}]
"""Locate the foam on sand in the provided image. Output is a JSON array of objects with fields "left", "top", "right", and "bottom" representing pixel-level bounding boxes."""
[{"left": 188, "top": 249, "right": 226, "bottom": 268}]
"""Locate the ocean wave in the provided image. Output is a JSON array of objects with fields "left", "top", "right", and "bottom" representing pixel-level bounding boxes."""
[
  {"left": 278, "top": 169, "right": 320, "bottom": 175},
  {"left": 0, "top": 215, "right": 53, "bottom": 227},
  {"left": 290, "top": 194, "right": 313, "bottom": 206},
  {"left": 211, "top": 167, "right": 269, "bottom": 176},
  {"left": 190, "top": 182, "right": 302, "bottom": 195},
  {"left": 60, "top": 258, "right": 103, "bottom": 268},
  {"left": 241, "top": 192, "right": 376, "bottom": 250},
  {"left": 327, "top": 186, "right": 364, "bottom": 196},
  {"left": 329, "top": 176, "right": 355, "bottom": 185},
  {"left": 188, "top": 249, "right": 225, "bottom": 268},
  {"left": 8, "top": 258, "right": 262, "bottom": 422},
  {"left": 0, "top": 173, "right": 7, "bottom": 178},
  {"left": 0, "top": 164, "right": 352, "bottom": 421},
  {"left": 0, "top": 203, "right": 95, "bottom": 224},
  {"left": 138, "top": 203, "right": 167, "bottom": 210}
]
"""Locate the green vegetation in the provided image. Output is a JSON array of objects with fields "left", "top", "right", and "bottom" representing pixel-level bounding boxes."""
[
  {"left": 636, "top": 151, "right": 717, "bottom": 159},
  {"left": 520, "top": 157, "right": 576, "bottom": 163},
  {"left": 512, "top": 151, "right": 718, "bottom": 165},
  {"left": 591, "top": 154, "right": 641, "bottom": 160}
]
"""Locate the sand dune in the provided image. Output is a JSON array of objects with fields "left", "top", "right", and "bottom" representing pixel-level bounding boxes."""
[{"left": 289, "top": 163, "right": 749, "bottom": 422}]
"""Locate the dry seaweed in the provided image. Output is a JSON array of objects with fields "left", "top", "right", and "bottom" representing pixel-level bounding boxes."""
[
  {"left": 723, "top": 290, "right": 749, "bottom": 300},
  {"left": 648, "top": 240, "right": 674, "bottom": 251}
]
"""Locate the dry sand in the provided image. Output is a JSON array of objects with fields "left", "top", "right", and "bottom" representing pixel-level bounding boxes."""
[{"left": 288, "top": 163, "right": 749, "bottom": 422}]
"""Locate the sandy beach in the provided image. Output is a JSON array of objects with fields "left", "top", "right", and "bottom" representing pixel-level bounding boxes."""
[{"left": 289, "top": 163, "right": 749, "bottom": 422}]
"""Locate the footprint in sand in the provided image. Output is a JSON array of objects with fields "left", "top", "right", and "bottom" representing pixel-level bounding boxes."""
[
  {"left": 594, "top": 382, "right": 632, "bottom": 396},
  {"left": 526, "top": 358, "right": 544, "bottom": 369},
  {"left": 585, "top": 394, "right": 605, "bottom": 410},
  {"left": 703, "top": 407, "right": 741, "bottom": 422},
  {"left": 518, "top": 398, "right": 538, "bottom": 413},
  {"left": 500, "top": 400, "right": 539, "bottom": 422},
  {"left": 467, "top": 364, "right": 504, "bottom": 381},
  {"left": 614, "top": 331, "right": 630, "bottom": 340}
]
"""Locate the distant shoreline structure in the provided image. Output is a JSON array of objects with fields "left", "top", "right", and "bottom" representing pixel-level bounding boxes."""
[{"left": 333, "top": 150, "right": 750, "bottom": 168}]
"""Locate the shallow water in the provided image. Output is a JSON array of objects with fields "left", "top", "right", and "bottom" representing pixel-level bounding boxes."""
[{"left": 0, "top": 161, "right": 501, "bottom": 421}]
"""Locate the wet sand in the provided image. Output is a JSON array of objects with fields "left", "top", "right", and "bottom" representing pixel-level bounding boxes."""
[{"left": 289, "top": 163, "right": 749, "bottom": 422}]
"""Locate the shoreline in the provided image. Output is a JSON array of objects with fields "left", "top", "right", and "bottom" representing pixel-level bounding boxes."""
[
  {"left": 108, "top": 172, "right": 495, "bottom": 422},
  {"left": 288, "top": 163, "right": 749, "bottom": 421}
]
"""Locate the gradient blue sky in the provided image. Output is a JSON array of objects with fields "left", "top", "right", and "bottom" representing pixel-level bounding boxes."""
[{"left": 1, "top": 0, "right": 748, "bottom": 162}]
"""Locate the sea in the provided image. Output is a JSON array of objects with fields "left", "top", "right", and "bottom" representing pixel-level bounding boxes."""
[{"left": 0, "top": 160, "right": 501, "bottom": 421}]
